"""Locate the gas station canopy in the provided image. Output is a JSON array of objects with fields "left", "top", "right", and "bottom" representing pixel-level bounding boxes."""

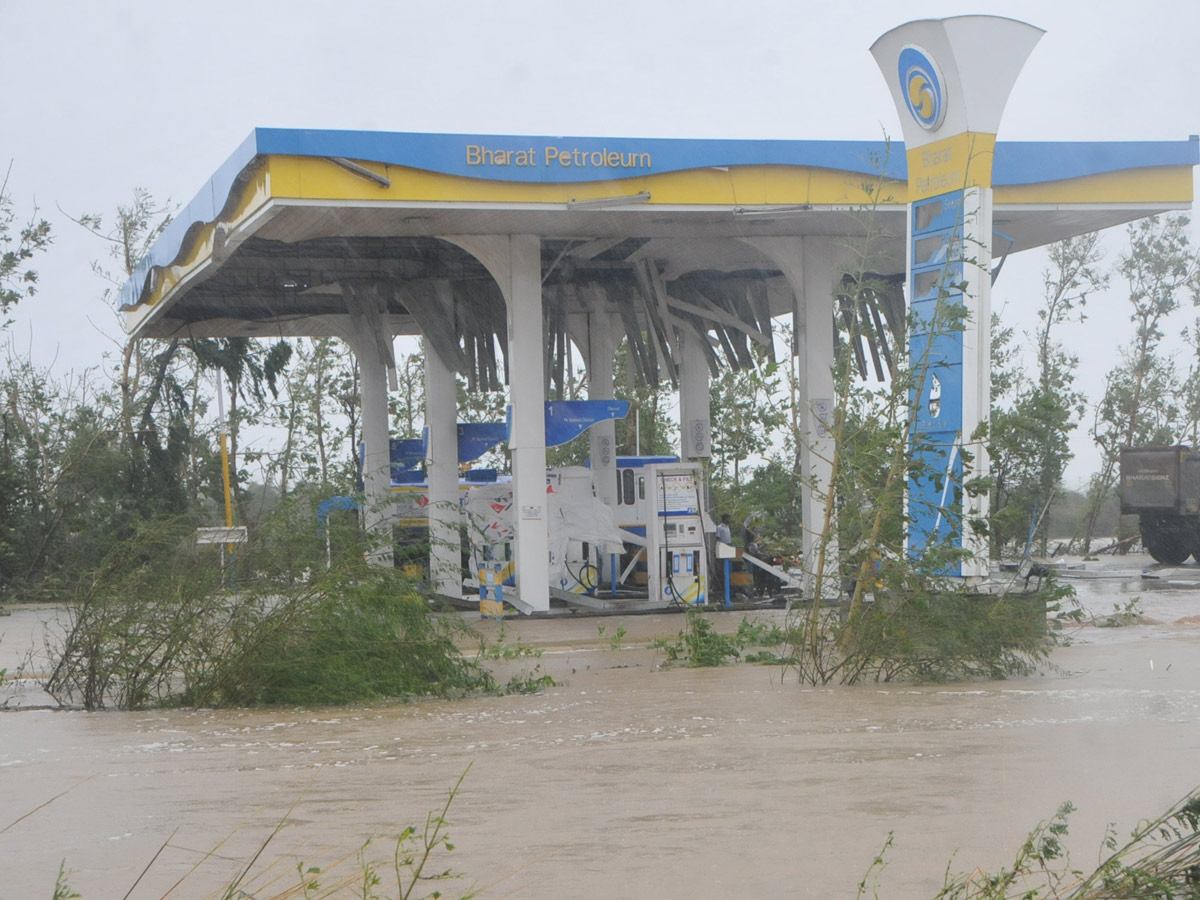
[
  {"left": 121, "top": 128, "right": 1198, "bottom": 351},
  {"left": 116, "top": 119, "right": 1196, "bottom": 611}
]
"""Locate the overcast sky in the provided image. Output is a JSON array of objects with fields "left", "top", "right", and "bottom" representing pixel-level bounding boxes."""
[{"left": 2, "top": 0, "right": 1198, "bottom": 488}]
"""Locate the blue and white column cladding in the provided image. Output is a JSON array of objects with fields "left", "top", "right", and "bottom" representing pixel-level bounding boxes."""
[{"left": 909, "top": 191, "right": 968, "bottom": 567}]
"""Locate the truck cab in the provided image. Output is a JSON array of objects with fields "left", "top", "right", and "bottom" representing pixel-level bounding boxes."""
[{"left": 1119, "top": 445, "right": 1200, "bottom": 564}]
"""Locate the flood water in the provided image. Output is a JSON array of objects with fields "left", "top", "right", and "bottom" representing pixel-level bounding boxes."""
[{"left": 3, "top": 556, "right": 1200, "bottom": 899}]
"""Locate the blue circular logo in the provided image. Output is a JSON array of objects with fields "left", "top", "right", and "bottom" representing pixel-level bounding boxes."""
[{"left": 898, "top": 45, "right": 946, "bottom": 132}]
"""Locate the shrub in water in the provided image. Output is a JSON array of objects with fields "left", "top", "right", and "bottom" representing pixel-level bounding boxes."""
[
  {"left": 44, "top": 500, "right": 493, "bottom": 709},
  {"left": 193, "top": 570, "right": 492, "bottom": 706}
]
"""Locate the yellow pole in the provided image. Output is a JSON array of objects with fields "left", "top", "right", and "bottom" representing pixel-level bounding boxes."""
[{"left": 219, "top": 432, "right": 234, "bottom": 529}]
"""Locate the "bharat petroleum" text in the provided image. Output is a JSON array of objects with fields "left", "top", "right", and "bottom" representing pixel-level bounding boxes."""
[{"left": 466, "top": 144, "right": 652, "bottom": 169}]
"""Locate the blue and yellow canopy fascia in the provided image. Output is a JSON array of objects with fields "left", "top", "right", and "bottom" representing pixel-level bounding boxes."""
[{"left": 120, "top": 128, "right": 1199, "bottom": 316}]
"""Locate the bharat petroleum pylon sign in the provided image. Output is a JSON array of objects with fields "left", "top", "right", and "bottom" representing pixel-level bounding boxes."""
[{"left": 871, "top": 17, "right": 1043, "bottom": 579}]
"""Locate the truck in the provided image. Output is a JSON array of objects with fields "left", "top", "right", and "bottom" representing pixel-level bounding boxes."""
[{"left": 1119, "top": 445, "right": 1200, "bottom": 564}]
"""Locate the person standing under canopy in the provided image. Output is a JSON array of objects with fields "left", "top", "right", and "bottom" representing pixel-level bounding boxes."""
[{"left": 715, "top": 514, "right": 732, "bottom": 545}]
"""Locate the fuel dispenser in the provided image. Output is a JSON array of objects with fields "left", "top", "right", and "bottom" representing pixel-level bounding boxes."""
[{"left": 644, "top": 463, "right": 709, "bottom": 606}]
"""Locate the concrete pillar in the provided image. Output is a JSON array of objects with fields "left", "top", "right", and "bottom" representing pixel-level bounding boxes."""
[
  {"left": 961, "top": 186, "right": 993, "bottom": 576},
  {"left": 425, "top": 290, "right": 463, "bottom": 599},
  {"left": 348, "top": 311, "right": 394, "bottom": 567},
  {"left": 798, "top": 240, "right": 839, "bottom": 597},
  {"left": 443, "top": 235, "right": 549, "bottom": 613},
  {"left": 742, "top": 236, "right": 844, "bottom": 598},
  {"left": 677, "top": 327, "right": 712, "bottom": 463},
  {"left": 586, "top": 307, "right": 620, "bottom": 508}
]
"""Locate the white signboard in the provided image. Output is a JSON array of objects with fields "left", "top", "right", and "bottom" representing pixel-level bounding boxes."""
[
  {"left": 657, "top": 472, "right": 698, "bottom": 515},
  {"left": 195, "top": 526, "right": 248, "bottom": 545}
]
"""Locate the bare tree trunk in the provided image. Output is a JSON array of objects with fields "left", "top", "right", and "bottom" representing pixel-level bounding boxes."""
[{"left": 119, "top": 339, "right": 137, "bottom": 452}]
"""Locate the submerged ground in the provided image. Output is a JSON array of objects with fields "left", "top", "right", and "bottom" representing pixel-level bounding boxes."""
[{"left": 2, "top": 554, "right": 1199, "bottom": 899}]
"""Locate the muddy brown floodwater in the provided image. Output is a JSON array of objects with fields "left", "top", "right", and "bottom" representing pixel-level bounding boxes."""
[{"left": 3, "top": 555, "right": 1200, "bottom": 900}]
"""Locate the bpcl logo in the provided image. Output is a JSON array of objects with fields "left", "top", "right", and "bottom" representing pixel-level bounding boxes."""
[{"left": 898, "top": 45, "right": 946, "bottom": 131}]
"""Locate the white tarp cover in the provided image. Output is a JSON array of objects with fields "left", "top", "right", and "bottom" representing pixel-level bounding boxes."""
[{"left": 465, "top": 468, "right": 626, "bottom": 590}]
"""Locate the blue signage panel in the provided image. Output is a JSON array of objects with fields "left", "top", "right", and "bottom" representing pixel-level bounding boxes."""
[
  {"left": 910, "top": 264, "right": 964, "bottom": 306},
  {"left": 912, "top": 192, "right": 965, "bottom": 234},
  {"left": 908, "top": 436, "right": 964, "bottom": 571},
  {"left": 908, "top": 188, "right": 967, "bottom": 569},
  {"left": 390, "top": 436, "right": 427, "bottom": 468},
  {"left": 457, "top": 422, "right": 508, "bottom": 463},
  {"left": 544, "top": 400, "right": 630, "bottom": 447},
  {"left": 388, "top": 424, "right": 508, "bottom": 481},
  {"left": 910, "top": 333, "right": 964, "bottom": 433}
]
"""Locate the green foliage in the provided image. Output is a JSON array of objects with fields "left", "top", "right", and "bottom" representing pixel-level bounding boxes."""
[
  {"left": 653, "top": 612, "right": 786, "bottom": 667},
  {"left": 476, "top": 623, "right": 543, "bottom": 660},
  {"left": 783, "top": 176, "right": 1064, "bottom": 686},
  {"left": 0, "top": 164, "right": 52, "bottom": 325},
  {"left": 51, "top": 862, "right": 80, "bottom": 900},
  {"left": 502, "top": 670, "right": 558, "bottom": 694},
  {"left": 189, "top": 337, "right": 293, "bottom": 407},
  {"left": 0, "top": 197, "right": 366, "bottom": 596},
  {"left": 1098, "top": 596, "right": 1144, "bottom": 628},
  {"left": 794, "top": 569, "right": 1074, "bottom": 685},
  {"left": 715, "top": 459, "right": 804, "bottom": 555},
  {"left": 235, "top": 769, "right": 477, "bottom": 899},
  {"left": 988, "top": 379, "right": 1081, "bottom": 554},
  {"left": 612, "top": 338, "right": 677, "bottom": 456},
  {"left": 0, "top": 360, "right": 139, "bottom": 598},
  {"left": 734, "top": 617, "right": 786, "bottom": 646},
  {"left": 799, "top": 291, "right": 979, "bottom": 684},
  {"left": 43, "top": 501, "right": 493, "bottom": 709},
  {"left": 654, "top": 611, "right": 742, "bottom": 666},
  {"left": 43, "top": 513, "right": 219, "bottom": 710},
  {"left": 195, "top": 571, "right": 488, "bottom": 707},
  {"left": 1044, "top": 489, "right": 1119, "bottom": 546},
  {"left": 189, "top": 336, "right": 294, "bottom": 512},
  {"left": 598, "top": 621, "right": 627, "bottom": 650},
  {"left": 72, "top": 191, "right": 220, "bottom": 528},
  {"left": 97, "top": 769, "right": 476, "bottom": 900},
  {"left": 989, "top": 233, "right": 1105, "bottom": 557},
  {"left": 475, "top": 625, "right": 557, "bottom": 694},
  {"left": 73, "top": 186, "right": 172, "bottom": 299},
  {"left": 859, "top": 589, "right": 1058, "bottom": 683},
  {"left": 390, "top": 344, "right": 427, "bottom": 440},
  {"left": 1083, "top": 214, "right": 1200, "bottom": 551},
  {"left": 709, "top": 345, "right": 786, "bottom": 488},
  {"left": 271, "top": 336, "right": 360, "bottom": 494},
  {"left": 736, "top": 618, "right": 795, "bottom": 664},
  {"left": 914, "top": 789, "right": 1200, "bottom": 900}
]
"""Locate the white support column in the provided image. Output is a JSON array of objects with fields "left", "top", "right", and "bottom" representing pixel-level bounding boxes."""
[
  {"left": 743, "top": 236, "right": 844, "bottom": 599},
  {"left": 443, "top": 235, "right": 549, "bottom": 613},
  {"left": 586, "top": 306, "right": 620, "bottom": 508},
  {"left": 960, "top": 185, "right": 993, "bottom": 576},
  {"left": 677, "top": 327, "right": 712, "bottom": 463},
  {"left": 348, "top": 311, "right": 394, "bottom": 567},
  {"left": 799, "top": 241, "right": 839, "bottom": 597},
  {"left": 425, "top": 291, "right": 463, "bottom": 599}
]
